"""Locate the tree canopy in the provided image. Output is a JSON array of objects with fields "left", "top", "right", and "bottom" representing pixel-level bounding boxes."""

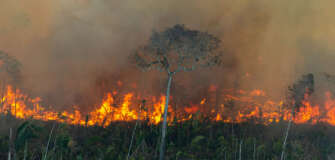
[
  {"left": 134, "top": 24, "right": 222, "bottom": 74},
  {"left": 0, "top": 51, "right": 22, "bottom": 84}
]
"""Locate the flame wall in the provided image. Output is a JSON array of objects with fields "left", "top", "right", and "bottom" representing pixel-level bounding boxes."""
[{"left": 3, "top": 84, "right": 335, "bottom": 127}]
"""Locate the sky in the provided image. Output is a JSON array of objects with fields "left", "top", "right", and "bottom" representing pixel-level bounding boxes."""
[{"left": 0, "top": 0, "right": 334, "bottom": 109}]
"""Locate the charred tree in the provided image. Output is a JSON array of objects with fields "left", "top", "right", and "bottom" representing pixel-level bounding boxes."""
[
  {"left": 0, "top": 51, "right": 22, "bottom": 85},
  {"left": 0, "top": 51, "right": 21, "bottom": 118},
  {"left": 132, "top": 24, "right": 222, "bottom": 160},
  {"left": 288, "top": 73, "right": 314, "bottom": 112},
  {"left": 281, "top": 73, "right": 314, "bottom": 160}
]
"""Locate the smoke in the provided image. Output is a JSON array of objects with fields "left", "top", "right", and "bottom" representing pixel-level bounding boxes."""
[{"left": 0, "top": 0, "right": 335, "bottom": 109}]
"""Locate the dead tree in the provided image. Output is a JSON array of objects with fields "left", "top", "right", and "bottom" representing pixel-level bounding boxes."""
[
  {"left": 0, "top": 52, "right": 21, "bottom": 160},
  {"left": 281, "top": 73, "right": 314, "bottom": 160},
  {"left": 0, "top": 51, "right": 22, "bottom": 117},
  {"left": 0, "top": 51, "right": 22, "bottom": 84},
  {"left": 132, "top": 24, "right": 222, "bottom": 160},
  {"left": 288, "top": 73, "right": 314, "bottom": 111}
]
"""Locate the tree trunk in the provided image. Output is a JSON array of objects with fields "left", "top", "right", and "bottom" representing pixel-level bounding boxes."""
[
  {"left": 253, "top": 138, "right": 256, "bottom": 160},
  {"left": 14, "top": 85, "right": 16, "bottom": 117},
  {"left": 43, "top": 123, "right": 56, "bottom": 160},
  {"left": 281, "top": 107, "right": 294, "bottom": 160},
  {"left": 127, "top": 100, "right": 144, "bottom": 160},
  {"left": 1, "top": 79, "right": 5, "bottom": 111},
  {"left": 23, "top": 141, "right": 27, "bottom": 160},
  {"left": 8, "top": 127, "right": 12, "bottom": 160},
  {"left": 239, "top": 140, "right": 242, "bottom": 160},
  {"left": 159, "top": 74, "right": 173, "bottom": 160},
  {"left": 281, "top": 112, "right": 293, "bottom": 160}
]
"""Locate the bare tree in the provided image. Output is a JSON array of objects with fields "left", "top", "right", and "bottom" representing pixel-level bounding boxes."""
[
  {"left": 0, "top": 51, "right": 22, "bottom": 117},
  {"left": 0, "top": 51, "right": 22, "bottom": 84},
  {"left": 132, "top": 24, "right": 222, "bottom": 160},
  {"left": 0, "top": 52, "right": 21, "bottom": 160},
  {"left": 281, "top": 73, "right": 314, "bottom": 160}
]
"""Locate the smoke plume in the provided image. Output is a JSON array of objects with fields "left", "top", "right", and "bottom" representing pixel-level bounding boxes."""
[{"left": 0, "top": 0, "right": 334, "bottom": 110}]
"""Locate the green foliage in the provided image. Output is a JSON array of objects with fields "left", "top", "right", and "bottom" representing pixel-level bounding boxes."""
[
  {"left": 0, "top": 118, "right": 334, "bottom": 159},
  {"left": 0, "top": 136, "right": 8, "bottom": 153},
  {"left": 190, "top": 135, "right": 206, "bottom": 151},
  {"left": 56, "top": 134, "right": 71, "bottom": 151},
  {"left": 15, "top": 121, "right": 42, "bottom": 150}
]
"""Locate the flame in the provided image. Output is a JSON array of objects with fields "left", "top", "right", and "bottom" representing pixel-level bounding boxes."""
[
  {"left": 200, "top": 98, "right": 206, "bottom": 105},
  {"left": 2, "top": 85, "right": 335, "bottom": 127},
  {"left": 184, "top": 106, "right": 199, "bottom": 114},
  {"left": 250, "top": 89, "right": 266, "bottom": 96}
]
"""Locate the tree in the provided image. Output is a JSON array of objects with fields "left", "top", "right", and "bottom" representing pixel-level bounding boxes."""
[
  {"left": 132, "top": 24, "right": 222, "bottom": 160},
  {"left": 0, "top": 51, "right": 22, "bottom": 84},
  {"left": 0, "top": 51, "right": 22, "bottom": 119},
  {"left": 281, "top": 73, "right": 314, "bottom": 160}
]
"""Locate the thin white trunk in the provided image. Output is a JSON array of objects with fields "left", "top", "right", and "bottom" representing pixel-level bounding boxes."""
[
  {"left": 14, "top": 85, "right": 16, "bottom": 117},
  {"left": 253, "top": 138, "right": 256, "bottom": 160},
  {"left": 43, "top": 124, "right": 55, "bottom": 160},
  {"left": 1, "top": 80, "right": 5, "bottom": 111},
  {"left": 281, "top": 108, "right": 293, "bottom": 160},
  {"left": 8, "top": 128, "right": 12, "bottom": 160},
  {"left": 127, "top": 101, "right": 144, "bottom": 160},
  {"left": 159, "top": 74, "right": 173, "bottom": 160},
  {"left": 23, "top": 141, "right": 27, "bottom": 160},
  {"left": 239, "top": 140, "right": 242, "bottom": 160}
]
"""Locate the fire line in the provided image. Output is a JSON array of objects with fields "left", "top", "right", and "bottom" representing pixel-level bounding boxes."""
[{"left": 1, "top": 85, "right": 335, "bottom": 127}]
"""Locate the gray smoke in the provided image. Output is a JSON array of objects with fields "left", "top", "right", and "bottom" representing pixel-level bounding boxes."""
[{"left": 0, "top": 0, "right": 335, "bottom": 110}]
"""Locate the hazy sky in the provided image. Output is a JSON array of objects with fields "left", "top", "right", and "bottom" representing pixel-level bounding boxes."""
[{"left": 0, "top": 0, "right": 334, "bottom": 108}]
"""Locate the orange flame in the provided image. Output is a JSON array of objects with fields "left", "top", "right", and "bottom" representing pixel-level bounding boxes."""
[{"left": 2, "top": 85, "right": 335, "bottom": 127}]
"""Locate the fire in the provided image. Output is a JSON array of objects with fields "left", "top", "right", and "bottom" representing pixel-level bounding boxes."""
[
  {"left": 2, "top": 85, "right": 335, "bottom": 127},
  {"left": 200, "top": 98, "right": 206, "bottom": 105},
  {"left": 250, "top": 89, "right": 266, "bottom": 96}
]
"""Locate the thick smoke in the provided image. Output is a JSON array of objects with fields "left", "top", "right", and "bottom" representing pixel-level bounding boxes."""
[{"left": 0, "top": 0, "right": 334, "bottom": 110}]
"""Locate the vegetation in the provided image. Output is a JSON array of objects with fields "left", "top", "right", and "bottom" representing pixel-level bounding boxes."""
[
  {"left": 0, "top": 27, "right": 332, "bottom": 160},
  {"left": 281, "top": 73, "right": 315, "bottom": 160},
  {"left": 1, "top": 114, "right": 335, "bottom": 160},
  {"left": 0, "top": 51, "right": 22, "bottom": 85},
  {"left": 133, "top": 24, "right": 222, "bottom": 160}
]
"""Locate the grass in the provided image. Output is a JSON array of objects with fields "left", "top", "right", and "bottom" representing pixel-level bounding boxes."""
[{"left": 0, "top": 114, "right": 334, "bottom": 159}]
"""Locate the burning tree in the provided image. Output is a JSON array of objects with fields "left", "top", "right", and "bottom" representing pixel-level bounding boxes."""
[
  {"left": 288, "top": 73, "right": 314, "bottom": 111},
  {"left": 0, "top": 51, "right": 21, "bottom": 160},
  {"left": 281, "top": 73, "right": 314, "bottom": 160},
  {"left": 132, "top": 24, "right": 222, "bottom": 160},
  {"left": 0, "top": 51, "right": 21, "bottom": 113}
]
